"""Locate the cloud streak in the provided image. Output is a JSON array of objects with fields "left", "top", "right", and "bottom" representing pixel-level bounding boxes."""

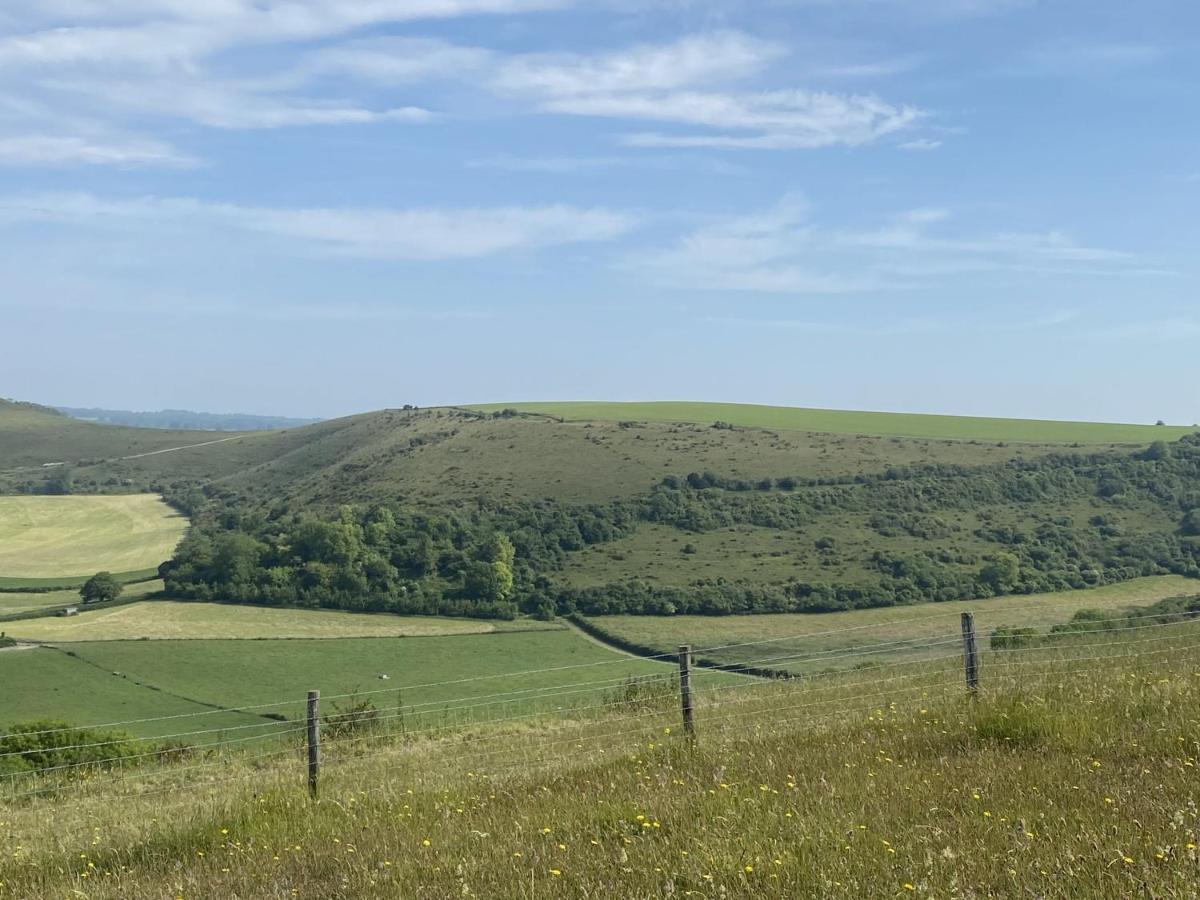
[{"left": 0, "top": 192, "right": 636, "bottom": 259}]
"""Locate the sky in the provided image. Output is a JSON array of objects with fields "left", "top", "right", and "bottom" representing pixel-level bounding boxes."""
[{"left": 0, "top": 0, "right": 1196, "bottom": 424}]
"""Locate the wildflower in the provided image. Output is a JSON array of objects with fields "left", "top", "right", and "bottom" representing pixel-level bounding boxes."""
[
  {"left": 744, "top": 865, "right": 754, "bottom": 874},
  {"left": 422, "top": 839, "right": 431, "bottom": 848},
  {"left": 550, "top": 869, "right": 562, "bottom": 877}
]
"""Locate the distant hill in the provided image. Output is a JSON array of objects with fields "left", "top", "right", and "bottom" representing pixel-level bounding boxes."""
[
  {"left": 469, "top": 401, "right": 1199, "bottom": 445},
  {"left": 59, "top": 407, "right": 320, "bottom": 432}
]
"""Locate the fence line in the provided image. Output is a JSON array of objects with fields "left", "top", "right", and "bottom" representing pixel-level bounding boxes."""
[{"left": 12, "top": 595, "right": 1194, "bottom": 740}]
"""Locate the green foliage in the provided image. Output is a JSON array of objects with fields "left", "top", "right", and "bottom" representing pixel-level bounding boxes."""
[
  {"left": 0, "top": 720, "right": 146, "bottom": 776},
  {"left": 80, "top": 572, "right": 123, "bottom": 604}
]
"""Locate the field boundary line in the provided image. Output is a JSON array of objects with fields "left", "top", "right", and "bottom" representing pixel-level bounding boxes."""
[
  {"left": 566, "top": 615, "right": 774, "bottom": 679},
  {"left": 44, "top": 645, "right": 290, "bottom": 725}
]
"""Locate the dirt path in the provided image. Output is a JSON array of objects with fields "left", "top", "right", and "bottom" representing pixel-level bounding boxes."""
[{"left": 0, "top": 641, "right": 40, "bottom": 652}]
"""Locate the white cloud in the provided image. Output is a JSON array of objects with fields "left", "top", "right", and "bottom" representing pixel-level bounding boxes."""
[
  {"left": 899, "top": 137, "right": 942, "bottom": 151},
  {"left": 301, "top": 37, "right": 492, "bottom": 84},
  {"left": 0, "top": 192, "right": 636, "bottom": 259},
  {"left": 493, "top": 31, "right": 780, "bottom": 96},
  {"left": 0, "top": 133, "right": 196, "bottom": 167},
  {"left": 48, "top": 76, "right": 432, "bottom": 129},
  {"left": 491, "top": 33, "right": 919, "bottom": 151},
  {"left": 630, "top": 196, "right": 1141, "bottom": 294},
  {"left": 0, "top": 0, "right": 566, "bottom": 68}
]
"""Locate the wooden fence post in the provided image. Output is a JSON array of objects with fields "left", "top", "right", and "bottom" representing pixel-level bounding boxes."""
[
  {"left": 960, "top": 613, "right": 979, "bottom": 692},
  {"left": 678, "top": 644, "right": 695, "bottom": 738},
  {"left": 307, "top": 690, "right": 320, "bottom": 799}
]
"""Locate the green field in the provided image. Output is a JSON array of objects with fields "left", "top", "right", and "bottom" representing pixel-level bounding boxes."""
[
  {"left": 0, "top": 648, "right": 257, "bottom": 738},
  {"left": 0, "top": 494, "right": 187, "bottom": 578},
  {"left": 3, "top": 630, "right": 1199, "bottom": 899},
  {"left": 583, "top": 576, "right": 1199, "bottom": 674},
  {"left": 0, "top": 579, "right": 163, "bottom": 618},
  {"left": 470, "top": 401, "right": 1198, "bottom": 444},
  {"left": 0, "top": 630, "right": 726, "bottom": 737},
  {"left": 5, "top": 601, "right": 561, "bottom": 642}
]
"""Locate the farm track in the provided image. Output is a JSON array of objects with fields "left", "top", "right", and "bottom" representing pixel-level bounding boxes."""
[{"left": 0, "top": 434, "right": 245, "bottom": 476}]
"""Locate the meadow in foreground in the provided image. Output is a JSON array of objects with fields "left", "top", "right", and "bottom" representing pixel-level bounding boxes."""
[{"left": 2, "top": 628, "right": 1198, "bottom": 899}]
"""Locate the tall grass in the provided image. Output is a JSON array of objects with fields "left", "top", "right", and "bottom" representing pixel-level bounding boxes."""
[{"left": 2, "top": 631, "right": 1199, "bottom": 898}]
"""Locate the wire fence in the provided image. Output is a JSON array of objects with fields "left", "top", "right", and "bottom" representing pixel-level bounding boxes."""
[{"left": 2, "top": 602, "right": 1199, "bottom": 855}]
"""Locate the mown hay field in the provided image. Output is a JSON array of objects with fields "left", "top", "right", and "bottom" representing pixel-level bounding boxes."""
[
  {"left": 4, "top": 601, "right": 560, "bottom": 642},
  {"left": 0, "top": 494, "right": 187, "bottom": 579},
  {"left": 0, "top": 579, "right": 162, "bottom": 618},
  {"left": 583, "top": 575, "right": 1199, "bottom": 674}
]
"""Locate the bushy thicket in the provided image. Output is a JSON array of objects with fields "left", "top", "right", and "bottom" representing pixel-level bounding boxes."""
[
  {"left": 163, "top": 435, "right": 1200, "bottom": 619},
  {"left": 990, "top": 592, "right": 1200, "bottom": 649},
  {"left": 0, "top": 721, "right": 146, "bottom": 777}
]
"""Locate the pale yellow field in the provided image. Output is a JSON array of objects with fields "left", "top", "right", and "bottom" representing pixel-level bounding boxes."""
[
  {"left": 0, "top": 495, "right": 187, "bottom": 578},
  {"left": 0, "top": 579, "right": 163, "bottom": 617},
  {"left": 5, "top": 600, "right": 561, "bottom": 642}
]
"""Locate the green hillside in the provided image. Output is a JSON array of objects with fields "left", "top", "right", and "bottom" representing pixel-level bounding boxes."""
[
  {"left": 2, "top": 397, "right": 1198, "bottom": 630},
  {"left": 470, "top": 401, "right": 1198, "bottom": 444}
]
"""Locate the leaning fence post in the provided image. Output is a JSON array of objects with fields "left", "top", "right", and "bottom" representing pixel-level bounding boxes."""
[
  {"left": 960, "top": 613, "right": 979, "bottom": 692},
  {"left": 678, "top": 644, "right": 695, "bottom": 738},
  {"left": 307, "top": 689, "right": 321, "bottom": 799}
]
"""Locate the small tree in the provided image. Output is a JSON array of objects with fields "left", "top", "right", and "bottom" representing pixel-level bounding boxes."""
[{"left": 80, "top": 572, "right": 122, "bottom": 605}]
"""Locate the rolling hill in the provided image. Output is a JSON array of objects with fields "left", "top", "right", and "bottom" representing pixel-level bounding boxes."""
[{"left": 2, "top": 396, "right": 1197, "bottom": 626}]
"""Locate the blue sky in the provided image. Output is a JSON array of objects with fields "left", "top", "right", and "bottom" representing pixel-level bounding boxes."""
[{"left": 0, "top": 0, "right": 1196, "bottom": 423}]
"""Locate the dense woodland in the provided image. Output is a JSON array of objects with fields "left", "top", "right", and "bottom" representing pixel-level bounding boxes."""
[{"left": 159, "top": 434, "right": 1200, "bottom": 619}]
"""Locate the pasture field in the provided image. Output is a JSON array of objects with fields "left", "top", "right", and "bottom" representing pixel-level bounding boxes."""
[
  {"left": 0, "top": 648, "right": 255, "bottom": 738},
  {"left": 0, "top": 579, "right": 163, "bottom": 618},
  {"left": 0, "top": 494, "right": 186, "bottom": 578},
  {"left": 0, "top": 567, "right": 161, "bottom": 591},
  {"left": 5, "top": 601, "right": 562, "bottom": 642},
  {"left": 0, "top": 630, "right": 729, "bottom": 738},
  {"left": 2, "top": 627, "right": 1199, "bottom": 899},
  {"left": 469, "top": 400, "right": 1198, "bottom": 444},
  {"left": 582, "top": 575, "right": 1199, "bottom": 674}
]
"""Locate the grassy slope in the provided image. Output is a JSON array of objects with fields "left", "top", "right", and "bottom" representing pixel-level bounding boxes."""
[
  {"left": 3, "top": 633, "right": 1198, "bottom": 898},
  {"left": 0, "top": 398, "right": 259, "bottom": 471},
  {"left": 584, "top": 575, "right": 1198, "bottom": 674},
  {"left": 471, "top": 400, "right": 1198, "bottom": 444},
  {"left": 0, "top": 494, "right": 187, "bottom": 578},
  {"left": 0, "top": 630, "right": 726, "bottom": 736},
  {"left": 0, "top": 400, "right": 1147, "bottom": 510},
  {"left": 5, "top": 601, "right": 561, "bottom": 642}
]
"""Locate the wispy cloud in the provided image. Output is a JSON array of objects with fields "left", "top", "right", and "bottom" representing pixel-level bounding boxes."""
[
  {"left": 47, "top": 76, "right": 432, "bottom": 129},
  {"left": 492, "top": 31, "right": 781, "bottom": 96},
  {"left": 899, "top": 137, "right": 942, "bottom": 151},
  {"left": 492, "top": 32, "right": 921, "bottom": 150},
  {"left": 629, "top": 196, "right": 1140, "bottom": 295},
  {"left": 0, "top": 191, "right": 636, "bottom": 260},
  {"left": 0, "top": 133, "right": 196, "bottom": 167}
]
